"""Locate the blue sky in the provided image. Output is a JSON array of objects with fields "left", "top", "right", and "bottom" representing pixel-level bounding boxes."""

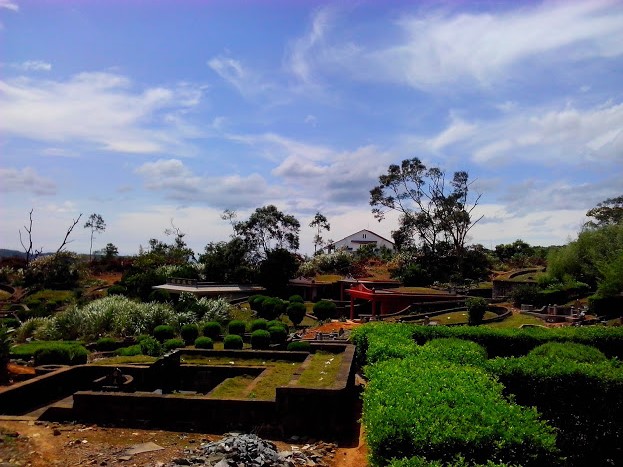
[{"left": 1, "top": 0, "right": 622, "bottom": 256}]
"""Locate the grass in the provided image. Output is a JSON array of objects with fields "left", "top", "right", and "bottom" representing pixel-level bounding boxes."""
[
  {"left": 207, "top": 375, "right": 256, "bottom": 399},
  {"left": 297, "top": 351, "right": 343, "bottom": 388},
  {"left": 11, "top": 340, "right": 85, "bottom": 359},
  {"left": 0, "top": 290, "right": 11, "bottom": 300},
  {"left": 91, "top": 355, "right": 157, "bottom": 365},
  {"left": 431, "top": 310, "right": 498, "bottom": 325},
  {"left": 485, "top": 312, "right": 547, "bottom": 329},
  {"left": 250, "top": 363, "right": 298, "bottom": 399},
  {"left": 394, "top": 287, "right": 449, "bottom": 294},
  {"left": 314, "top": 274, "right": 342, "bottom": 283}
]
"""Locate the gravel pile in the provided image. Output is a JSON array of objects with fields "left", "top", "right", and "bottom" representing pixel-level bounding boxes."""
[{"left": 167, "top": 433, "right": 336, "bottom": 467}]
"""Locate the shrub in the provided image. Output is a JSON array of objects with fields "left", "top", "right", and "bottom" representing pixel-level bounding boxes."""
[
  {"left": 194, "top": 336, "right": 214, "bottom": 349},
  {"left": 148, "top": 289, "right": 171, "bottom": 303},
  {"left": 417, "top": 338, "right": 488, "bottom": 367},
  {"left": 288, "top": 294, "right": 304, "bottom": 303},
  {"left": 33, "top": 343, "right": 88, "bottom": 366},
  {"left": 114, "top": 344, "right": 142, "bottom": 356},
  {"left": 107, "top": 284, "right": 126, "bottom": 296},
  {"left": 313, "top": 300, "right": 337, "bottom": 321},
  {"left": 163, "top": 338, "right": 185, "bottom": 351},
  {"left": 153, "top": 324, "right": 176, "bottom": 342},
  {"left": 250, "top": 319, "right": 268, "bottom": 332},
  {"left": 251, "top": 329, "right": 271, "bottom": 349},
  {"left": 466, "top": 297, "right": 488, "bottom": 325},
  {"left": 267, "top": 319, "right": 287, "bottom": 331},
  {"left": 0, "top": 318, "right": 21, "bottom": 329},
  {"left": 510, "top": 284, "right": 539, "bottom": 307},
  {"left": 180, "top": 324, "right": 199, "bottom": 345},
  {"left": 268, "top": 325, "right": 287, "bottom": 344},
  {"left": 259, "top": 297, "right": 281, "bottom": 320},
  {"left": 201, "top": 321, "right": 222, "bottom": 340},
  {"left": 95, "top": 337, "right": 120, "bottom": 351},
  {"left": 139, "top": 336, "right": 162, "bottom": 357},
  {"left": 227, "top": 320, "right": 246, "bottom": 336},
  {"left": 287, "top": 302, "right": 307, "bottom": 327},
  {"left": 287, "top": 340, "right": 311, "bottom": 352},
  {"left": 248, "top": 295, "right": 268, "bottom": 312},
  {"left": 527, "top": 342, "right": 607, "bottom": 364},
  {"left": 224, "top": 334, "right": 243, "bottom": 350}
]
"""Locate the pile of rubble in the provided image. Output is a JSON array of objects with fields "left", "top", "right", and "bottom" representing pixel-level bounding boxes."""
[{"left": 167, "top": 433, "right": 336, "bottom": 467}]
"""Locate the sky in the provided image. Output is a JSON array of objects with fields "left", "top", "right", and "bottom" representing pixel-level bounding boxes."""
[{"left": 1, "top": 0, "right": 622, "bottom": 257}]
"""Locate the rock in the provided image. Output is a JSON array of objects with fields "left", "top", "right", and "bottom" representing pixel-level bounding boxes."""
[{"left": 53, "top": 429, "right": 61, "bottom": 436}]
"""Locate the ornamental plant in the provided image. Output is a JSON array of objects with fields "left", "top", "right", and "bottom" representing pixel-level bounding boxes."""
[
  {"left": 224, "top": 334, "right": 243, "bottom": 350},
  {"left": 251, "top": 329, "right": 271, "bottom": 350},
  {"left": 194, "top": 336, "right": 214, "bottom": 349}
]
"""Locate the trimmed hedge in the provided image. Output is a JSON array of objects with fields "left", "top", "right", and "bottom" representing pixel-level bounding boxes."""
[
  {"left": 153, "top": 324, "right": 176, "bottom": 343},
  {"left": 224, "top": 334, "right": 243, "bottom": 350},
  {"left": 227, "top": 320, "right": 246, "bottom": 337},
  {"left": 114, "top": 344, "right": 142, "bottom": 356},
  {"left": 32, "top": 343, "right": 88, "bottom": 365},
  {"left": 313, "top": 300, "right": 336, "bottom": 321},
  {"left": 268, "top": 325, "right": 287, "bottom": 344},
  {"left": 138, "top": 335, "right": 162, "bottom": 357},
  {"left": 194, "top": 336, "right": 214, "bottom": 349},
  {"left": 250, "top": 319, "right": 268, "bottom": 332},
  {"left": 364, "top": 357, "right": 558, "bottom": 467},
  {"left": 288, "top": 294, "right": 304, "bottom": 303},
  {"left": 163, "top": 338, "right": 185, "bottom": 351},
  {"left": 95, "top": 337, "right": 120, "bottom": 351},
  {"left": 287, "top": 340, "right": 311, "bottom": 352},
  {"left": 527, "top": 341, "right": 607, "bottom": 364},
  {"left": 180, "top": 324, "right": 199, "bottom": 345},
  {"left": 287, "top": 302, "right": 306, "bottom": 327},
  {"left": 201, "top": 321, "right": 222, "bottom": 340},
  {"left": 250, "top": 329, "right": 271, "bottom": 349},
  {"left": 389, "top": 456, "right": 512, "bottom": 467}
]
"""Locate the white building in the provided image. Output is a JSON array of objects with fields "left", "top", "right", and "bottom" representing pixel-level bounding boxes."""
[{"left": 326, "top": 229, "right": 395, "bottom": 253}]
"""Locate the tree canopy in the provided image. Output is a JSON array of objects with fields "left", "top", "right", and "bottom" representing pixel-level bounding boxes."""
[{"left": 585, "top": 195, "right": 623, "bottom": 228}]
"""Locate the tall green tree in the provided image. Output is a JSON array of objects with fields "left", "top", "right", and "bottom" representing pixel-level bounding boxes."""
[
  {"left": 309, "top": 212, "right": 330, "bottom": 255},
  {"left": 199, "top": 238, "right": 256, "bottom": 284},
  {"left": 234, "top": 205, "right": 300, "bottom": 261},
  {"left": 585, "top": 195, "right": 623, "bottom": 228},
  {"left": 84, "top": 213, "right": 106, "bottom": 261},
  {"left": 370, "top": 157, "right": 482, "bottom": 273}
]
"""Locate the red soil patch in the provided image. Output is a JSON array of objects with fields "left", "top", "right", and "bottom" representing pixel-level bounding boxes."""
[
  {"left": 7, "top": 363, "right": 35, "bottom": 376},
  {"left": 302, "top": 320, "right": 362, "bottom": 339}
]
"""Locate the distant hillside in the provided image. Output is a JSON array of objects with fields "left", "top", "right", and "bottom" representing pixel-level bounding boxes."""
[{"left": 0, "top": 249, "right": 26, "bottom": 259}]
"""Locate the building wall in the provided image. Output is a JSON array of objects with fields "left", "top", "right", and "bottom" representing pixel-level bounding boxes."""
[{"left": 330, "top": 230, "right": 394, "bottom": 252}]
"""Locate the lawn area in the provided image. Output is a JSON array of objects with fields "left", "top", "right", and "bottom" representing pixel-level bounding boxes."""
[
  {"left": 91, "top": 355, "right": 157, "bottom": 365},
  {"left": 297, "top": 351, "right": 343, "bottom": 388},
  {"left": 395, "top": 287, "right": 449, "bottom": 294},
  {"left": 432, "top": 310, "right": 499, "bottom": 325},
  {"left": 485, "top": 312, "right": 547, "bottom": 328}
]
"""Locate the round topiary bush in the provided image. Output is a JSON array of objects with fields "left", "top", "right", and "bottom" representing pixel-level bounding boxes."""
[
  {"left": 466, "top": 297, "right": 488, "bottom": 325},
  {"left": 201, "top": 321, "right": 222, "bottom": 340},
  {"left": 139, "top": 336, "right": 162, "bottom": 357},
  {"left": 267, "top": 319, "right": 287, "bottom": 331},
  {"left": 250, "top": 319, "right": 268, "bottom": 332},
  {"left": 224, "top": 334, "right": 243, "bottom": 350},
  {"left": 148, "top": 289, "right": 171, "bottom": 303},
  {"left": 313, "top": 300, "right": 337, "bottom": 321},
  {"left": 288, "top": 294, "right": 304, "bottom": 303},
  {"left": 268, "top": 325, "right": 287, "bottom": 345},
  {"left": 287, "top": 302, "right": 307, "bottom": 327},
  {"left": 194, "top": 336, "right": 214, "bottom": 349},
  {"left": 228, "top": 320, "right": 246, "bottom": 336},
  {"left": 251, "top": 329, "right": 271, "bottom": 349},
  {"left": 259, "top": 297, "right": 280, "bottom": 320},
  {"left": 163, "top": 338, "right": 185, "bottom": 352},
  {"left": 248, "top": 295, "right": 268, "bottom": 312},
  {"left": 287, "top": 340, "right": 311, "bottom": 352},
  {"left": 114, "top": 345, "right": 142, "bottom": 356},
  {"left": 153, "top": 324, "right": 176, "bottom": 342},
  {"left": 180, "top": 323, "right": 199, "bottom": 345},
  {"left": 528, "top": 342, "right": 607, "bottom": 364}
]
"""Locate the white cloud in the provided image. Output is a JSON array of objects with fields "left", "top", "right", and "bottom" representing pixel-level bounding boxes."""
[
  {"left": 0, "top": 167, "right": 56, "bottom": 195},
  {"left": 426, "top": 117, "right": 476, "bottom": 151},
  {"left": 11, "top": 60, "right": 51, "bottom": 72},
  {"left": 0, "top": 72, "right": 204, "bottom": 155},
  {"left": 0, "top": 0, "right": 18, "bottom": 12},
  {"left": 288, "top": 1, "right": 623, "bottom": 90}
]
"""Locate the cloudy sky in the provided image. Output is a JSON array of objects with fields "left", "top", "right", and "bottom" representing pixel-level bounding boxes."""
[{"left": 1, "top": 0, "right": 622, "bottom": 256}]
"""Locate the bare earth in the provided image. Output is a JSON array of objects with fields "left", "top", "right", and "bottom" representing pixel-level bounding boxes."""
[{"left": 0, "top": 419, "right": 367, "bottom": 467}]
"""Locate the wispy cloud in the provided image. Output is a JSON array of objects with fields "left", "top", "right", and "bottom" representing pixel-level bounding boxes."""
[
  {"left": 0, "top": 167, "right": 56, "bottom": 195},
  {"left": 208, "top": 55, "right": 271, "bottom": 97},
  {"left": 0, "top": 72, "right": 204, "bottom": 155},
  {"left": 10, "top": 60, "right": 51, "bottom": 72},
  {"left": 0, "top": 0, "right": 18, "bottom": 12}
]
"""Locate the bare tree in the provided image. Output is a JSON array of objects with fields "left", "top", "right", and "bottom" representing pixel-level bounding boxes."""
[
  {"left": 84, "top": 213, "right": 106, "bottom": 261},
  {"left": 309, "top": 212, "right": 330, "bottom": 254},
  {"left": 56, "top": 214, "right": 83, "bottom": 254},
  {"left": 19, "top": 209, "right": 42, "bottom": 265},
  {"left": 221, "top": 209, "right": 238, "bottom": 237}
]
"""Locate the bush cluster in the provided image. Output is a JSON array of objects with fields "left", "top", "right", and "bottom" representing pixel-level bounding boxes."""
[
  {"left": 163, "top": 338, "right": 185, "bottom": 351},
  {"left": 224, "top": 334, "right": 243, "bottom": 350},
  {"left": 312, "top": 300, "right": 336, "bottom": 321},
  {"left": 194, "top": 336, "right": 214, "bottom": 349},
  {"left": 201, "top": 321, "right": 221, "bottom": 340},
  {"left": 153, "top": 324, "right": 176, "bottom": 342},
  {"left": 250, "top": 329, "right": 271, "bottom": 349},
  {"left": 180, "top": 323, "right": 199, "bottom": 345},
  {"left": 227, "top": 320, "right": 246, "bottom": 337},
  {"left": 11, "top": 341, "right": 88, "bottom": 365},
  {"left": 287, "top": 340, "right": 311, "bottom": 352}
]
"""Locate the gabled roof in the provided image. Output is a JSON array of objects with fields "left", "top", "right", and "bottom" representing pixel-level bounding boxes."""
[{"left": 328, "top": 229, "right": 395, "bottom": 247}]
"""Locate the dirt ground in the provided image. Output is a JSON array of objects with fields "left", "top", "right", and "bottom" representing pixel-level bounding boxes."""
[{"left": 0, "top": 419, "right": 367, "bottom": 467}]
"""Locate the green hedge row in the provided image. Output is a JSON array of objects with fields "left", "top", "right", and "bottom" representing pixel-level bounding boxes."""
[
  {"left": 488, "top": 348, "right": 623, "bottom": 466},
  {"left": 364, "top": 356, "right": 558, "bottom": 467},
  {"left": 11, "top": 341, "right": 89, "bottom": 365}
]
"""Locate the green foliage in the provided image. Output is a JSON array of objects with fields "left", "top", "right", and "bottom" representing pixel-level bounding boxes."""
[
  {"left": 31, "top": 342, "right": 88, "bottom": 366},
  {"left": 297, "top": 250, "right": 354, "bottom": 277},
  {"left": 176, "top": 292, "right": 232, "bottom": 323},
  {"left": 312, "top": 300, "right": 337, "bottom": 321},
  {"left": 251, "top": 329, "right": 271, "bottom": 349},
  {"left": 509, "top": 284, "right": 539, "bottom": 307},
  {"left": 287, "top": 302, "right": 306, "bottom": 327},
  {"left": 163, "top": 338, "right": 185, "bottom": 351},
  {"left": 107, "top": 284, "right": 127, "bottom": 296},
  {"left": 24, "top": 252, "right": 84, "bottom": 289},
  {"left": 259, "top": 297, "right": 282, "bottom": 321},
  {"left": 389, "top": 456, "right": 513, "bottom": 467},
  {"left": 527, "top": 342, "right": 607, "bottom": 364},
  {"left": 201, "top": 321, "right": 222, "bottom": 340},
  {"left": 199, "top": 237, "right": 256, "bottom": 284},
  {"left": 259, "top": 248, "right": 300, "bottom": 296},
  {"left": 585, "top": 195, "right": 623, "bottom": 228},
  {"left": 22, "top": 289, "right": 74, "bottom": 318},
  {"left": 152, "top": 324, "right": 176, "bottom": 342},
  {"left": 114, "top": 344, "right": 142, "bottom": 356},
  {"left": 139, "top": 335, "right": 162, "bottom": 357},
  {"left": 364, "top": 357, "right": 558, "bottom": 467},
  {"left": 250, "top": 319, "right": 268, "bottom": 331},
  {"left": 0, "top": 326, "right": 13, "bottom": 384},
  {"left": 287, "top": 340, "right": 311, "bottom": 352},
  {"left": 224, "top": 334, "right": 243, "bottom": 350},
  {"left": 266, "top": 319, "right": 287, "bottom": 330},
  {"left": 248, "top": 294, "right": 268, "bottom": 311},
  {"left": 351, "top": 322, "right": 419, "bottom": 365},
  {"left": 148, "top": 289, "right": 171, "bottom": 303},
  {"left": 194, "top": 336, "right": 214, "bottom": 349},
  {"left": 180, "top": 323, "right": 199, "bottom": 345},
  {"left": 95, "top": 337, "right": 120, "bottom": 351},
  {"left": 418, "top": 338, "right": 488, "bottom": 367},
  {"left": 288, "top": 294, "right": 304, "bottom": 303},
  {"left": 466, "top": 297, "right": 488, "bottom": 325},
  {"left": 227, "top": 320, "right": 246, "bottom": 336},
  {"left": 268, "top": 325, "right": 287, "bottom": 344}
]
